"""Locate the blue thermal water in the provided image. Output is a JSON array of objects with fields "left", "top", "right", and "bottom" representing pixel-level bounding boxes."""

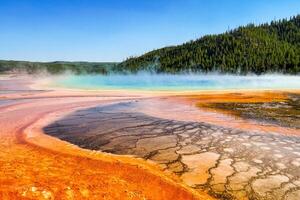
[{"left": 53, "top": 74, "right": 300, "bottom": 91}]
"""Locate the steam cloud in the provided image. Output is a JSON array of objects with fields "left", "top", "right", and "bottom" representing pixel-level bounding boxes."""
[{"left": 46, "top": 73, "right": 300, "bottom": 91}]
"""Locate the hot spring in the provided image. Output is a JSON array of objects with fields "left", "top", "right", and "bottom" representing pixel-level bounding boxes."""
[{"left": 51, "top": 74, "right": 300, "bottom": 91}]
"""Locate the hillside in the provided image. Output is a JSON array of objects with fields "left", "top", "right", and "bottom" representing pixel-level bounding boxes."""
[
  {"left": 0, "top": 60, "right": 118, "bottom": 75},
  {"left": 119, "top": 15, "right": 300, "bottom": 74}
]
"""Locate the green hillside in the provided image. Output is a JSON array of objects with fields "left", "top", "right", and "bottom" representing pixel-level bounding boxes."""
[
  {"left": 0, "top": 60, "right": 118, "bottom": 74},
  {"left": 119, "top": 15, "right": 300, "bottom": 74}
]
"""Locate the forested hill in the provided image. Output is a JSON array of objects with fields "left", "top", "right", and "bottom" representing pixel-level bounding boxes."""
[
  {"left": 119, "top": 15, "right": 300, "bottom": 74},
  {"left": 0, "top": 60, "right": 117, "bottom": 74}
]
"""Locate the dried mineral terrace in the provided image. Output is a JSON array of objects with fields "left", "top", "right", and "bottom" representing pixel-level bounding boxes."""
[
  {"left": 0, "top": 74, "right": 212, "bottom": 200},
  {"left": 44, "top": 100, "right": 300, "bottom": 200}
]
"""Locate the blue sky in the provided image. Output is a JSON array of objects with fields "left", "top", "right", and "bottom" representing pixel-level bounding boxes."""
[{"left": 0, "top": 0, "right": 299, "bottom": 62}]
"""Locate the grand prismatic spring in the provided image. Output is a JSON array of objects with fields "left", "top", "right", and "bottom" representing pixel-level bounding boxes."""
[
  {"left": 0, "top": 73, "right": 299, "bottom": 200},
  {"left": 2, "top": 1, "right": 300, "bottom": 199}
]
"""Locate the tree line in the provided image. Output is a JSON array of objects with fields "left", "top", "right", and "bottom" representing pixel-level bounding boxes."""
[
  {"left": 0, "top": 60, "right": 117, "bottom": 74},
  {"left": 119, "top": 15, "right": 300, "bottom": 74}
]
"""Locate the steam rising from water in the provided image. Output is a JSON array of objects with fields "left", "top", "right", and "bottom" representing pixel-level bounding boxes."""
[{"left": 52, "top": 73, "right": 300, "bottom": 91}]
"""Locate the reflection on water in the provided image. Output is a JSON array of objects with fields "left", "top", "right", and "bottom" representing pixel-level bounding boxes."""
[{"left": 53, "top": 74, "right": 300, "bottom": 91}]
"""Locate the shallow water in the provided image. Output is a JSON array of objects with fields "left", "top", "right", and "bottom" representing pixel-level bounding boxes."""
[
  {"left": 43, "top": 100, "right": 300, "bottom": 200},
  {"left": 53, "top": 74, "right": 300, "bottom": 91}
]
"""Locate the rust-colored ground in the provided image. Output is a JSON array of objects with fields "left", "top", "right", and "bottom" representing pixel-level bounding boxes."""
[
  {"left": 186, "top": 91, "right": 288, "bottom": 103},
  {"left": 156, "top": 91, "right": 300, "bottom": 136},
  {"left": 0, "top": 75, "right": 213, "bottom": 200},
  {"left": 190, "top": 92, "right": 300, "bottom": 129},
  {"left": 1, "top": 74, "right": 299, "bottom": 200}
]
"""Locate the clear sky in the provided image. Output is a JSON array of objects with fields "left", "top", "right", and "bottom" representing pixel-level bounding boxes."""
[{"left": 0, "top": 0, "right": 299, "bottom": 62}]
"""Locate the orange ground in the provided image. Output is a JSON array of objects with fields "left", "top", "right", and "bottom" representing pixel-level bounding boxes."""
[
  {"left": 0, "top": 85, "right": 213, "bottom": 200},
  {"left": 169, "top": 91, "right": 300, "bottom": 136},
  {"left": 1, "top": 75, "right": 299, "bottom": 200}
]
